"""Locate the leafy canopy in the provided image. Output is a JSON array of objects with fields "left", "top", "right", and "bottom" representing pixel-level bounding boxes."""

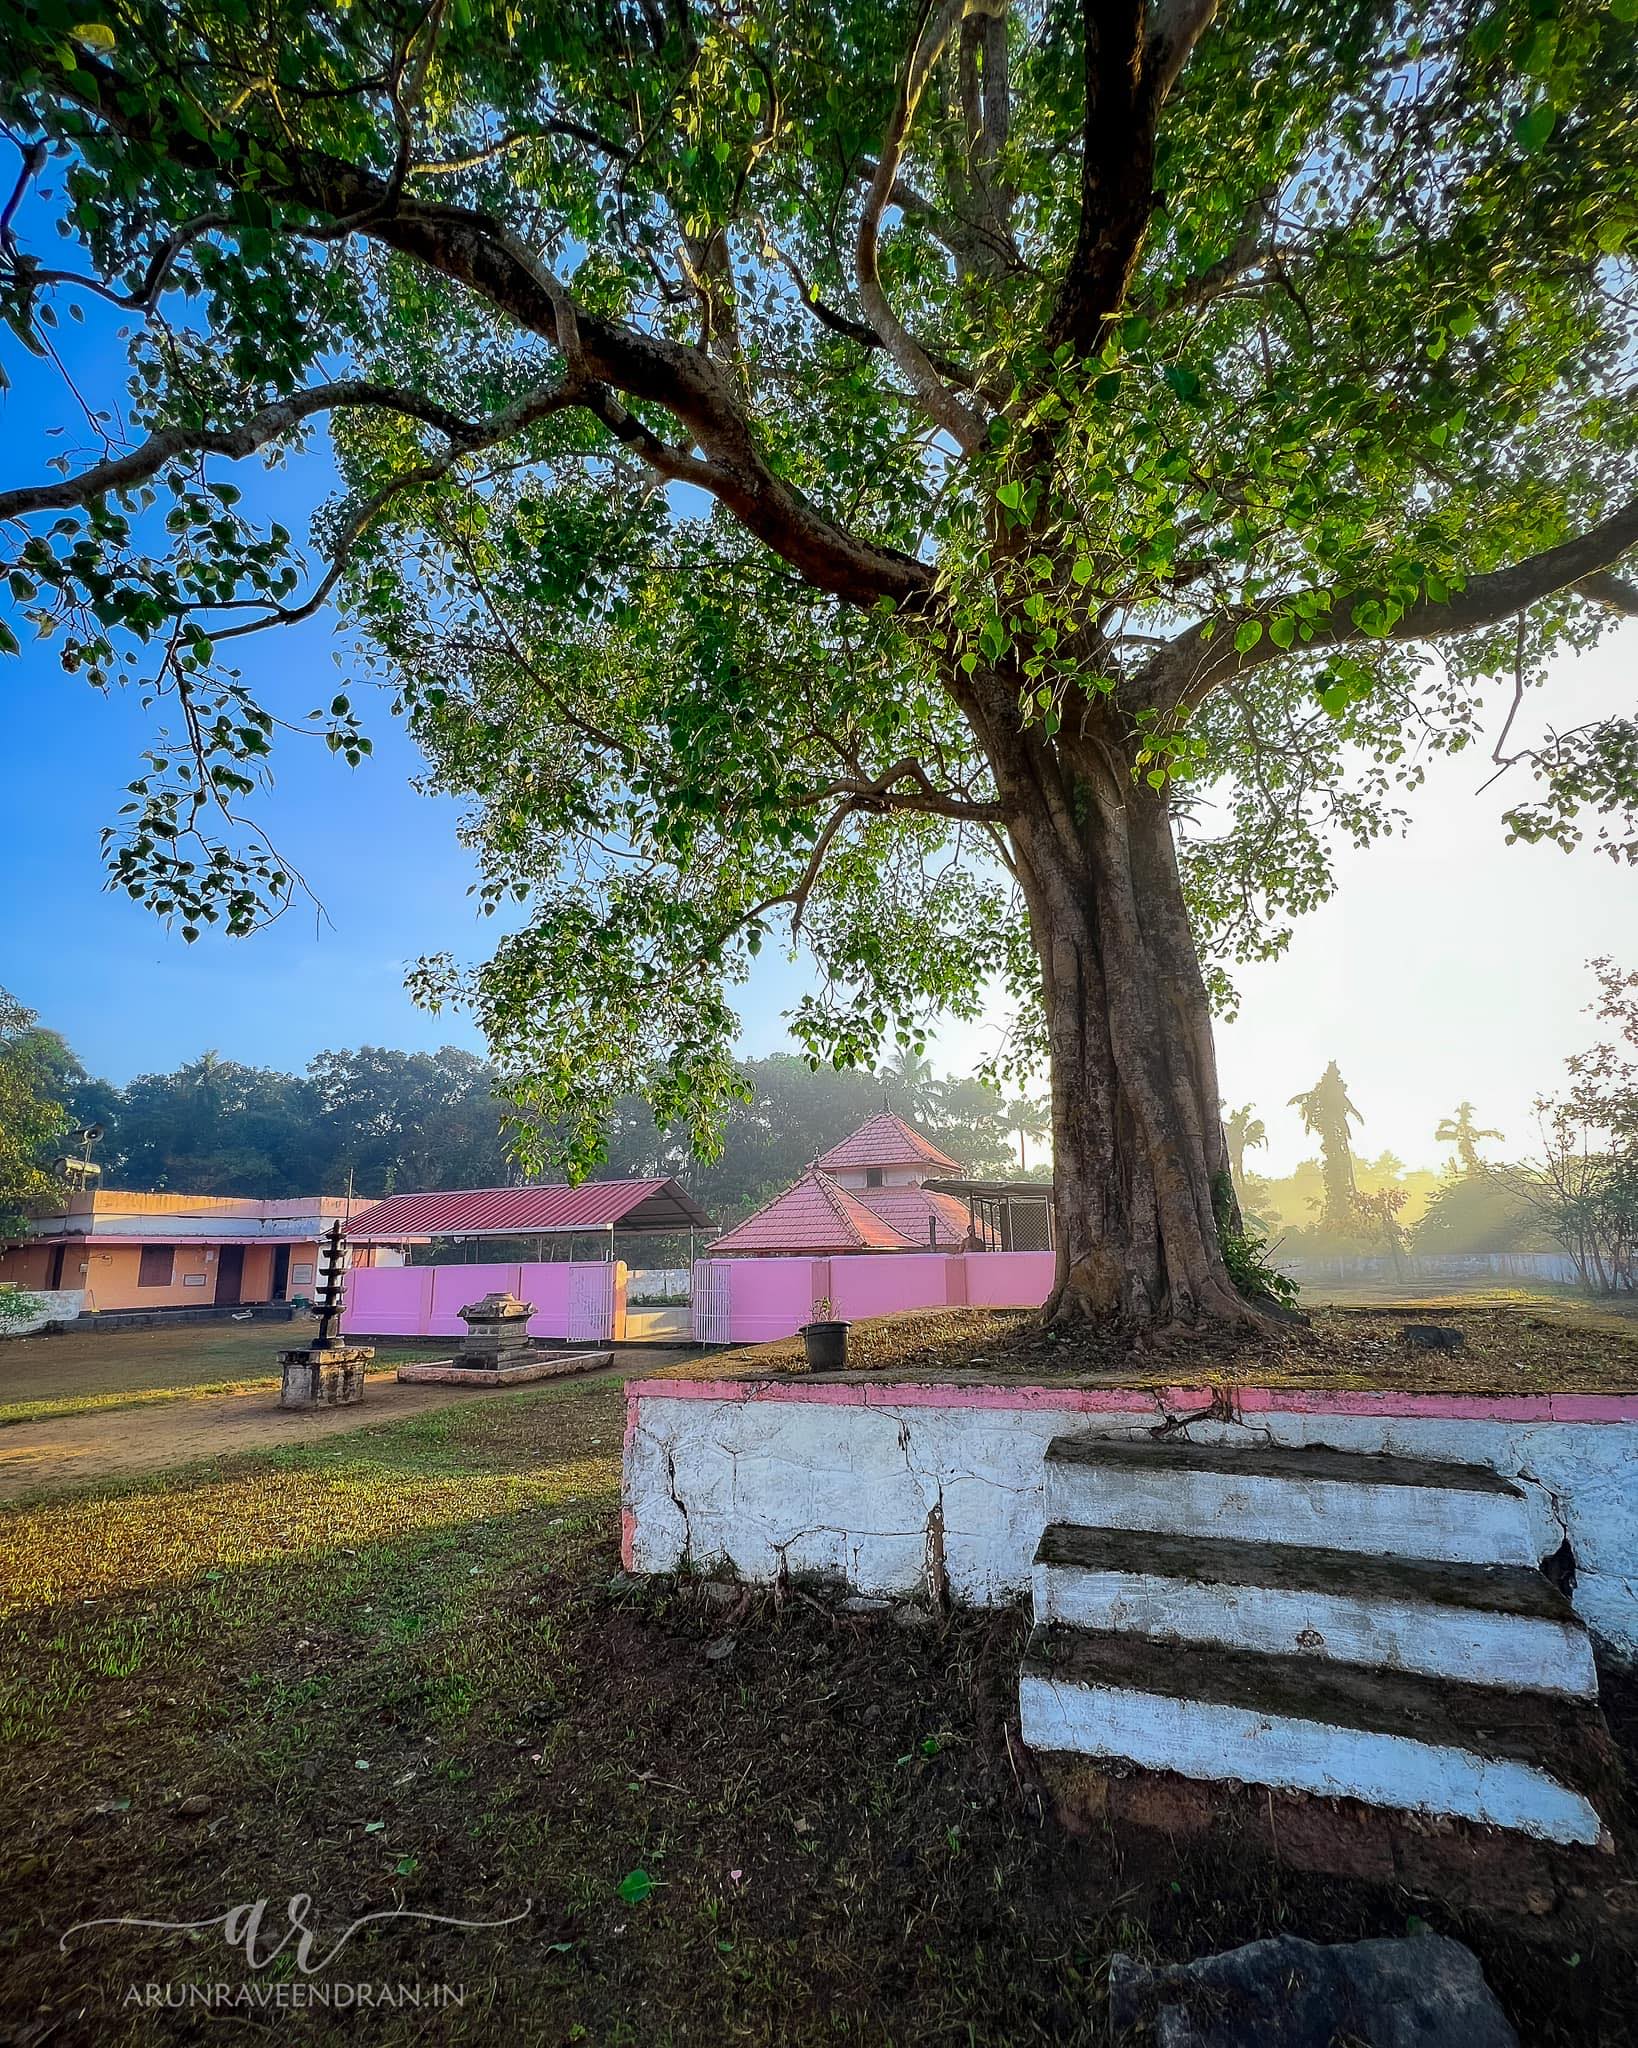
[
  {"left": 0, "top": 989, "right": 70, "bottom": 1237},
  {"left": 2, "top": 0, "right": 1636, "bottom": 1170}
]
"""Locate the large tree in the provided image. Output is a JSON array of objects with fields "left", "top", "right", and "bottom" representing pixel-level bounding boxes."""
[{"left": 3, "top": 1, "right": 1636, "bottom": 1329}]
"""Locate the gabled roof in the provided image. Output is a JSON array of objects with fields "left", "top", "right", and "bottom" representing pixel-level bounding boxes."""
[
  {"left": 815, "top": 1112, "right": 962, "bottom": 1175},
  {"left": 854, "top": 1185, "right": 987, "bottom": 1250},
  {"left": 345, "top": 1179, "right": 715, "bottom": 1241},
  {"left": 708, "top": 1168, "right": 916, "bottom": 1255}
]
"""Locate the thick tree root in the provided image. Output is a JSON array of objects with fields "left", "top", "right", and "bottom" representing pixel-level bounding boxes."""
[{"left": 1038, "top": 1267, "right": 1298, "bottom": 1348}]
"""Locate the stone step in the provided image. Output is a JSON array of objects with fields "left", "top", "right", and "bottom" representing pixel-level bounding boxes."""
[
  {"left": 1043, "top": 1436, "right": 1536, "bottom": 1566},
  {"left": 1018, "top": 1623, "right": 1613, "bottom": 1847},
  {"left": 1032, "top": 1524, "right": 1597, "bottom": 1696}
]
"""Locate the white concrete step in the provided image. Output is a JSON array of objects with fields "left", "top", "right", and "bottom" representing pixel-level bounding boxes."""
[
  {"left": 1043, "top": 1436, "right": 1536, "bottom": 1566},
  {"left": 1032, "top": 1524, "right": 1597, "bottom": 1697},
  {"left": 1018, "top": 1623, "right": 1612, "bottom": 1847}
]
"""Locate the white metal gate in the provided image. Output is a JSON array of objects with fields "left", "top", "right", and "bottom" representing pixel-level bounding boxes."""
[
  {"left": 691, "top": 1259, "right": 731, "bottom": 1345},
  {"left": 567, "top": 1263, "right": 613, "bottom": 1344}
]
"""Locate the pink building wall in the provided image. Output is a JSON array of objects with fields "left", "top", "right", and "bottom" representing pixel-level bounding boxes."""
[{"left": 963, "top": 1252, "right": 1056, "bottom": 1309}]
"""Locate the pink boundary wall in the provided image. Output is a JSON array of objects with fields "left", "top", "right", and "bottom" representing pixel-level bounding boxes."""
[
  {"left": 622, "top": 1376, "right": 1638, "bottom": 1425},
  {"left": 345, "top": 1250, "right": 1058, "bottom": 1344},
  {"left": 345, "top": 1260, "right": 579, "bottom": 1339},
  {"left": 715, "top": 1250, "right": 1054, "bottom": 1344}
]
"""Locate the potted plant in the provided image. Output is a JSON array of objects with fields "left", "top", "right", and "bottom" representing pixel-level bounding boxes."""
[{"left": 801, "top": 1296, "right": 850, "bottom": 1371}]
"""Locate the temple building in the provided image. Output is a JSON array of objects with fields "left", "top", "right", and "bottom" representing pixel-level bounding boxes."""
[{"left": 709, "top": 1112, "right": 990, "bottom": 1256}]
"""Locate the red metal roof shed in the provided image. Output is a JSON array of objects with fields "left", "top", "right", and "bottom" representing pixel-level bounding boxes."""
[{"left": 345, "top": 1179, "right": 715, "bottom": 1241}]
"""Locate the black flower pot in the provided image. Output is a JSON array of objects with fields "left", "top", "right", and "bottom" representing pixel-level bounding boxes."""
[{"left": 801, "top": 1319, "right": 850, "bottom": 1370}]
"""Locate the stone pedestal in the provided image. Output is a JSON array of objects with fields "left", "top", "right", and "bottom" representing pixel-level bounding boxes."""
[
  {"left": 279, "top": 1344, "right": 373, "bottom": 1409},
  {"left": 453, "top": 1291, "right": 537, "bottom": 1371}
]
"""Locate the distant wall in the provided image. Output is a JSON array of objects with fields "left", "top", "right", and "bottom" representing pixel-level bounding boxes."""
[{"left": 1280, "top": 1251, "right": 1580, "bottom": 1286}]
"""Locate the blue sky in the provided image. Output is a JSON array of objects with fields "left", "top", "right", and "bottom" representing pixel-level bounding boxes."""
[
  {"left": 0, "top": 256, "right": 813, "bottom": 1086},
  {"left": 3, "top": 188, "right": 1632, "bottom": 1171}
]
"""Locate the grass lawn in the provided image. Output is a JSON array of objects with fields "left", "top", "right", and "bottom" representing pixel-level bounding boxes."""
[
  {"left": 0, "top": 1319, "right": 457, "bottom": 1429},
  {"left": 3, "top": 1374, "right": 1635, "bottom": 2044}
]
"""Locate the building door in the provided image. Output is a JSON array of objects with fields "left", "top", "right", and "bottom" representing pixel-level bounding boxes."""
[
  {"left": 271, "top": 1246, "right": 291, "bottom": 1299},
  {"left": 215, "top": 1246, "right": 245, "bottom": 1307},
  {"left": 46, "top": 1245, "right": 65, "bottom": 1289}
]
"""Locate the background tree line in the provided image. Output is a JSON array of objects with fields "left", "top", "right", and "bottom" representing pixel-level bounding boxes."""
[{"left": 0, "top": 996, "right": 1048, "bottom": 1230}]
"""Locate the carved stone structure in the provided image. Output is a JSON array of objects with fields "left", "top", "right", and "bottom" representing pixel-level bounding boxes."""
[{"left": 454, "top": 1290, "right": 537, "bottom": 1370}]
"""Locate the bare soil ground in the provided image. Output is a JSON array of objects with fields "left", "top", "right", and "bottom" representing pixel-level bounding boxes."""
[
  {"left": 655, "top": 1299, "right": 1638, "bottom": 1395},
  {"left": 0, "top": 1379, "right": 1632, "bottom": 2046}
]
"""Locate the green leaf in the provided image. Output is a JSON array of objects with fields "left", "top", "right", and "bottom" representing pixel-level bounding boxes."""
[
  {"left": 1233, "top": 620, "right": 1264, "bottom": 654},
  {"left": 71, "top": 22, "right": 117, "bottom": 50},
  {"left": 616, "top": 1869, "right": 656, "bottom": 1905},
  {"left": 1514, "top": 103, "right": 1556, "bottom": 152}
]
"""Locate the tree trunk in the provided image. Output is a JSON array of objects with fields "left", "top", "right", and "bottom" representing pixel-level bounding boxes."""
[{"left": 1000, "top": 736, "right": 1261, "bottom": 1331}]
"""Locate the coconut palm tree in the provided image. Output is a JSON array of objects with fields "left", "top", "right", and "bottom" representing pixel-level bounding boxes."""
[
  {"left": 880, "top": 1048, "right": 938, "bottom": 1119},
  {"left": 1221, "top": 1104, "right": 1268, "bottom": 1192},
  {"left": 1435, "top": 1102, "right": 1504, "bottom": 1177},
  {"left": 999, "top": 1095, "right": 1052, "bottom": 1174},
  {"left": 1289, "top": 1062, "right": 1364, "bottom": 1228}
]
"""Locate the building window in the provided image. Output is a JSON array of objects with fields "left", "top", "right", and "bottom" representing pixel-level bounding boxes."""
[
  {"left": 138, "top": 1245, "right": 175, "bottom": 1288},
  {"left": 865, "top": 1169, "right": 884, "bottom": 1188}
]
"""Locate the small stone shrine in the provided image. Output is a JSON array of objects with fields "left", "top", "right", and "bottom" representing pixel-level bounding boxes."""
[{"left": 452, "top": 1291, "right": 537, "bottom": 1371}]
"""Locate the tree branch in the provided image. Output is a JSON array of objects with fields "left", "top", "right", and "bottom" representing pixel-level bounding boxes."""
[
  {"left": 1046, "top": 0, "right": 1218, "bottom": 356},
  {"left": 48, "top": 50, "right": 931, "bottom": 610},
  {"left": 1146, "top": 492, "right": 1638, "bottom": 715},
  {"left": 1577, "top": 569, "right": 1638, "bottom": 617},
  {"left": 854, "top": 0, "right": 997, "bottom": 453},
  {"left": 0, "top": 379, "right": 581, "bottom": 521},
  {"left": 760, "top": 221, "right": 981, "bottom": 390},
  {"left": 811, "top": 757, "right": 1005, "bottom": 822}
]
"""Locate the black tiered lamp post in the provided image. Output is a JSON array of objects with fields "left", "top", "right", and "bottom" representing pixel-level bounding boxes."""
[
  {"left": 313, "top": 1219, "right": 346, "bottom": 1348},
  {"left": 278, "top": 1217, "right": 372, "bottom": 1409}
]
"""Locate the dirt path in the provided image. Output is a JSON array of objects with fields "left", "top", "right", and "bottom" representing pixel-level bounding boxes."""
[{"left": 0, "top": 1355, "right": 685, "bottom": 1503}]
